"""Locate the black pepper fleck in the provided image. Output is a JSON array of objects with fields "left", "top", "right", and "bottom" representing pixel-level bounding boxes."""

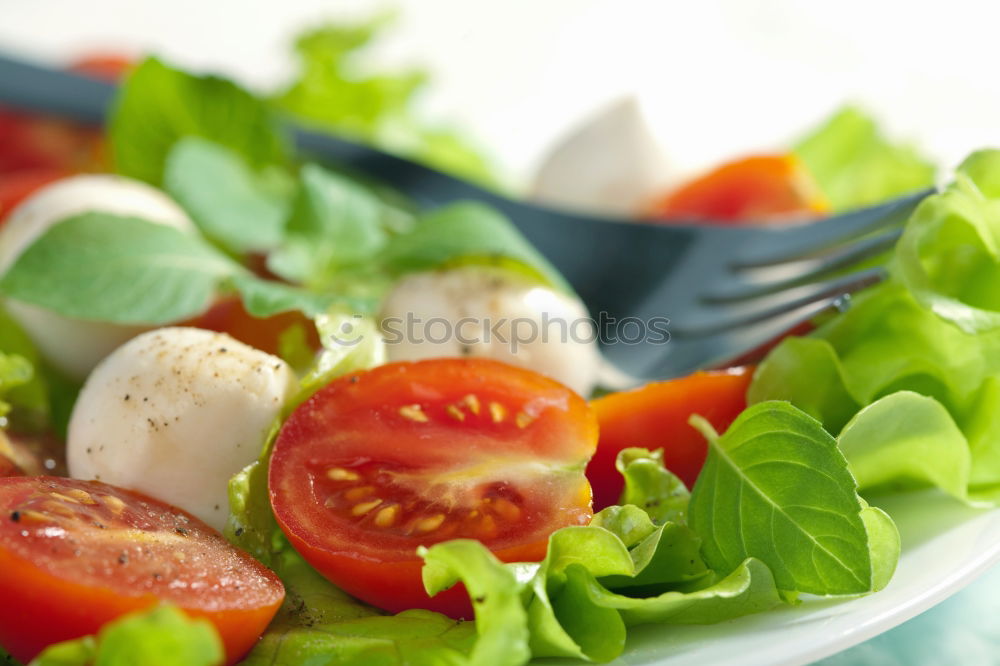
[
  {"left": 10, "top": 511, "right": 20, "bottom": 523},
  {"left": 118, "top": 552, "right": 129, "bottom": 564},
  {"left": 234, "top": 527, "right": 244, "bottom": 537}
]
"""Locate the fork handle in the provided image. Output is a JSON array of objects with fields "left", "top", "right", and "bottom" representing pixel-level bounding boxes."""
[{"left": 0, "top": 54, "right": 113, "bottom": 124}]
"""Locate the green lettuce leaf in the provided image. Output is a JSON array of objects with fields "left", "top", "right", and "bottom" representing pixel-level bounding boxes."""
[
  {"left": 688, "top": 402, "right": 900, "bottom": 596},
  {"left": 29, "top": 606, "right": 223, "bottom": 666},
  {"left": 0, "top": 352, "right": 33, "bottom": 418},
  {"left": 838, "top": 391, "right": 972, "bottom": 502},
  {"left": 163, "top": 138, "right": 295, "bottom": 253},
  {"left": 748, "top": 336, "right": 860, "bottom": 434},
  {"left": 615, "top": 447, "right": 690, "bottom": 525},
  {"left": 272, "top": 16, "right": 499, "bottom": 188},
  {"left": 896, "top": 150, "right": 1000, "bottom": 334},
  {"left": 793, "top": 106, "right": 935, "bottom": 211},
  {"left": 110, "top": 57, "right": 288, "bottom": 185},
  {"left": 748, "top": 154, "right": 1000, "bottom": 505}
]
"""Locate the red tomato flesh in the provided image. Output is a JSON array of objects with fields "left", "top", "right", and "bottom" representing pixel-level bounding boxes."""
[
  {"left": 0, "top": 476, "right": 284, "bottom": 665},
  {"left": 182, "top": 295, "right": 321, "bottom": 357},
  {"left": 269, "top": 358, "right": 597, "bottom": 618},
  {"left": 588, "top": 368, "right": 753, "bottom": 509}
]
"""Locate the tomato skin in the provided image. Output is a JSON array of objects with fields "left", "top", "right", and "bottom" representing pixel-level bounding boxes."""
[
  {"left": 270, "top": 358, "right": 596, "bottom": 618},
  {"left": 0, "top": 109, "right": 105, "bottom": 176},
  {"left": 0, "top": 455, "right": 21, "bottom": 477},
  {"left": 182, "top": 296, "right": 320, "bottom": 357},
  {"left": 0, "top": 477, "right": 284, "bottom": 665},
  {"left": 70, "top": 53, "right": 134, "bottom": 82},
  {"left": 648, "top": 155, "right": 827, "bottom": 223},
  {"left": 0, "top": 168, "right": 71, "bottom": 222},
  {"left": 588, "top": 368, "right": 753, "bottom": 509}
]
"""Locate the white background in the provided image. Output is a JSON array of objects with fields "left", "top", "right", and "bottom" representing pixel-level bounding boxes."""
[{"left": 2, "top": 0, "right": 1000, "bottom": 188}]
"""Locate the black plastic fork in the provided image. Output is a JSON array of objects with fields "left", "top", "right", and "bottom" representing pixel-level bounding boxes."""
[{"left": 0, "top": 54, "right": 933, "bottom": 382}]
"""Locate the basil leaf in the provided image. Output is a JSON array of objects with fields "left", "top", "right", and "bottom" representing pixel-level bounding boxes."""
[
  {"left": 110, "top": 58, "right": 288, "bottom": 185},
  {"left": 381, "top": 202, "right": 570, "bottom": 292},
  {"left": 273, "top": 16, "right": 499, "bottom": 188},
  {"left": 228, "top": 275, "right": 339, "bottom": 319},
  {"left": 793, "top": 106, "right": 935, "bottom": 211},
  {"left": 267, "top": 164, "right": 389, "bottom": 285},
  {"left": 163, "top": 138, "right": 293, "bottom": 253},
  {"left": 688, "top": 401, "right": 898, "bottom": 596},
  {"left": 0, "top": 214, "right": 236, "bottom": 325}
]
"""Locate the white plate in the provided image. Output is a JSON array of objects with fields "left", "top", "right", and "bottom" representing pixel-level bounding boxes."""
[{"left": 543, "top": 491, "right": 1000, "bottom": 666}]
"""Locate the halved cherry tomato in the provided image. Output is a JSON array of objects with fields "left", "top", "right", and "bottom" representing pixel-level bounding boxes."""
[
  {"left": 647, "top": 154, "right": 828, "bottom": 223},
  {"left": 0, "top": 168, "right": 71, "bottom": 222},
  {"left": 0, "top": 476, "right": 284, "bottom": 665},
  {"left": 182, "top": 296, "right": 321, "bottom": 357},
  {"left": 588, "top": 368, "right": 753, "bottom": 509},
  {"left": 269, "top": 358, "right": 596, "bottom": 618}
]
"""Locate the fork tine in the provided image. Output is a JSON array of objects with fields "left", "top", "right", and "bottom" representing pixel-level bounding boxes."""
[
  {"left": 672, "top": 266, "right": 884, "bottom": 336},
  {"left": 705, "top": 228, "right": 901, "bottom": 303},
  {"left": 732, "top": 188, "right": 931, "bottom": 268},
  {"left": 654, "top": 298, "right": 849, "bottom": 378}
]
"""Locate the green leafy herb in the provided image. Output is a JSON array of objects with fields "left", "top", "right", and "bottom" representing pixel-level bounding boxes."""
[
  {"left": 267, "top": 164, "right": 389, "bottom": 286},
  {"left": 382, "top": 202, "right": 571, "bottom": 292},
  {"left": 794, "top": 106, "right": 935, "bottom": 211},
  {"left": 163, "top": 138, "right": 294, "bottom": 253},
  {"left": 30, "top": 606, "right": 223, "bottom": 666},
  {"left": 0, "top": 213, "right": 340, "bottom": 326},
  {"left": 272, "top": 16, "right": 499, "bottom": 188},
  {"left": 110, "top": 58, "right": 288, "bottom": 185},
  {"left": 688, "top": 402, "right": 900, "bottom": 596},
  {"left": 0, "top": 214, "right": 232, "bottom": 325}
]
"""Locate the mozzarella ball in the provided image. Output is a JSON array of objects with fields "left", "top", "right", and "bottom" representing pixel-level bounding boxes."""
[
  {"left": 0, "top": 174, "right": 195, "bottom": 379},
  {"left": 67, "top": 327, "right": 296, "bottom": 530},
  {"left": 379, "top": 267, "right": 601, "bottom": 396},
  {"left": 532, "top": 96, "right": 671, "bottom": 215}
]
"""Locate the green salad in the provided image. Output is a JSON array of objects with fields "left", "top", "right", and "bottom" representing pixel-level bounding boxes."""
[{"left": 1, "top": 16, "right": 999, "bottom": 666}]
